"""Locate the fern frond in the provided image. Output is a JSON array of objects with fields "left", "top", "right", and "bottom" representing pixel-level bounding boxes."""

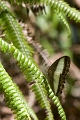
[
  {"left": 50, "top": 0, "right": 80, "bottom": 23},
  {"left": 0, "top": 1, "right": 34, "bottom": 57},
  {"left": 43, "top": 77, "right": 67, "bottom": 120},
  {"left": 49, "top": 89, "right": 66, "bottom": 120},
  {"left": 4, "top": 0, "right": 80, "bottom": 23},
  {"left": 13, "top": 82, "right": 38, "bottom": 120},
  {"left": 0, "top": 62, "right": 32, "bottom": 120},
  {"left": 32, "top": 82, "right": 54, "bottom": 120},
  {"left": 56, "top": 11, "right": 71, "bottom": 36},
  {"left": 0, "top": 0, "right": 13, "bottom": 14},
  {"left": 1, "top": 0, "right": 80, "bottom": 39},
  {"left": 0, "top": 38, "right": 54, "bottom": 120}
]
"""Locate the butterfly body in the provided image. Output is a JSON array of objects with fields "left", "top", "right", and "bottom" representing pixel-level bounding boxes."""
[{"left": 48, "top": 56, "right": 70, "bottom": 95}]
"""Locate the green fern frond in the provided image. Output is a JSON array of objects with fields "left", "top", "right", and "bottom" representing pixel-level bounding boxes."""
[
  {"left": 0, "top": 62, "right": 32, "bottom": 120},
  {"left": 0, "top": 38, "right": 54, "bottom": 120},
  {"left": 49, "top": 89, "right": 66, "bottom": 120},
  {"left": 13, "top": 82, "right": 38, "bottom": 120},
  {"left": 1, "top": 0, "right": 80, "bottom": 39},
  {"left": 43, "top": 77, "right": 66, "bottom": 120},
  {"left": 50, "top": 0, "right": 80, "bottom": 23},
  {"left": 0, "top": 1, "right": 34, "bottom": 57},
  {"left": 32, "top": 82, "right": 54, "bottom": 120},
  {"left": 3, "top": 0, "right": 80, "bottom": 23},
  {"left": 1, "top": 12, "right": 33, "bottom": 56},
  {"left": 0, "top": 0, "right": 13, "bottom": 14},
  {"left": 55, "top": 10, "right": 71, "bottom": 36}
]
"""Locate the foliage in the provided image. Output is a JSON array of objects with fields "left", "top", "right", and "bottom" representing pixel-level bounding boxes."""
[{"left": 0, "top": 0, "right": 80, "bottom": 120}]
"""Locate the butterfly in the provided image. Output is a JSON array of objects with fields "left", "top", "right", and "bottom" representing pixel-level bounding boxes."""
[{"left": 48, "top": 56, "right": 70, "bottom": 95}]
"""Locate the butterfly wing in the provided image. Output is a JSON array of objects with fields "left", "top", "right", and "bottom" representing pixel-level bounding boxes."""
[{"left": 48, "top": 56, "right": 70, "bottom": 95}]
